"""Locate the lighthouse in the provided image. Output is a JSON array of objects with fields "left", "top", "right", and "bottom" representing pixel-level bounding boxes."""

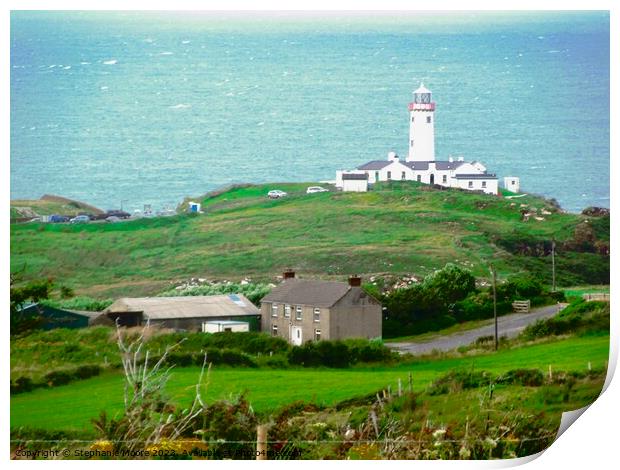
[{"left": 407, "top": 83, "right": 436, "bottom": 162}]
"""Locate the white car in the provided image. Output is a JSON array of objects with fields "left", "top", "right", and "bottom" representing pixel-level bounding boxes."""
[
  {"left": 306, "top": 186, "right": 329, "bottom": 194},
  {"left": 267, "top": 190, "right": 287, "bottom": 199},
  {"left": 70, "top": 215, "right": 90, "bottom": 224}
]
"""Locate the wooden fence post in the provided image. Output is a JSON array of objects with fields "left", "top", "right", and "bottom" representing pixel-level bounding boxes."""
[
  {"left": 398, "top": 378, "right": 402, "bottom": 397},
  {"left": 256, "top": 424, "right": 267, "bottom": 460},
  {"left": 408, "top": 372, "right": 413, "bottom": 393}
]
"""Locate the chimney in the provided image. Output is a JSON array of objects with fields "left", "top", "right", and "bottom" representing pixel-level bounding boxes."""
[
  {"left": 348, "top": 275, "right": 362, "bottom": 287},
  {"left": 283, "top": 269, "right": 295, "bottom": 280}
]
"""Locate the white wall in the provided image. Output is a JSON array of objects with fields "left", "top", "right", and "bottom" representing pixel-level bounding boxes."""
[
  {"left": 451, "top": 178, "right": 498, "bottom": 195},
  {"left": 342, "top": 179, "right": 368, "bottom": 192},
  {"left": 504, "top": 176, "right": 520, "bottom": 193}
]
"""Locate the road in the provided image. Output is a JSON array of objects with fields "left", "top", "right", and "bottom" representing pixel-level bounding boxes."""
[{"left": 386, "top": 303, "right": 566, "bottom": 355}]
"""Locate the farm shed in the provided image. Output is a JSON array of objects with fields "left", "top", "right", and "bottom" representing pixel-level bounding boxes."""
[
  {"left": 100, "top": 294, "right": 261, "bottom": 332},
  {"left": 15, "top": 303, "right": 98, "bottom": 330}
]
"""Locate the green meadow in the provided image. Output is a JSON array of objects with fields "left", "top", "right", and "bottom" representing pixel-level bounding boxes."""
[
  {"left": 10, "top": 334, "right": 608, "bottom": 433},
  {"left": 10, "top": 182, "right": 608, "bottom": 298}
]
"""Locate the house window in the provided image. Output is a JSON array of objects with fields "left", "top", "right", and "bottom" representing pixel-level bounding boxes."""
[
  {"left": 284, "top": 305, "right": 291, "bottom": 318},
  {"left": 426, "top": 116, "right": 432, "bottom": 124},
  {"left": 410, "top": 139, "right": 414, "bottom": 147},
  {"left": 512, "top": 180, "right": 515, "bottom": 185},
  {"left": 296, "top": 306, "right": 303, "bottom": 321},
  {"left": 401, "top": 171, "right": 406, "bottom": 180},
  {"left": 314, "top": 329, "right": 321, "bottom": 341},
  {"left": 417, "top": 175, "right": 421, "bottom": 182},
  {"left": 482, "top": 181, "right": 487, "bottom": 188},
  {"left": 442, "top": 175, "right": 447, "bottom": 184},
  {"left": 411, "top": 116, "right": 414, "bottom": 122},
  {"left": 314, "top": 308, "right": 321, "bottom": 322},
  {"left": 272, "top": 325, "right": 278, "bottom": 336},
  {"left": 271, "top": 304, "right": 278, "bottom": 317},
  {"left": 375, "top": 171, "right": 379, "bottom": 181},
  {"left": 468, "top": 181, "right": 473, "bottom": 188},
  {"left": 387, "top": 171, "right": 391, "bottom": 180}
]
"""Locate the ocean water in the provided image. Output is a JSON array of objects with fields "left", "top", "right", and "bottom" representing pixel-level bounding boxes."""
[{"left": 10, "top": 11, "right": 610, "bottom": 213}]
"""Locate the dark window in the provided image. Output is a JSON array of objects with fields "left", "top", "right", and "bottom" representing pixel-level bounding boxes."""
[
  {"left": 442, "top": 175, "right": 447, "bottom": 184},
  {"left": 375, "top": 171, "right": 379, "bottom": 181},
  {"left": 401, "top": 171, "right": 406, "bottom": 180},
  {"left": 411, "top": 116, "right": 414, "bottom": 122},
  {"left": 482, "top": 181, "right": 487, "bottom": 188},
  {"left": 296, "top": 306, "right": 302, "bottom": 321},
  {"left": 468, "top": 181, "right": 473, "bottom": 188},
  {"left": 417, "top": 175, "right": 421, "bottom": 182},
  {"left": 410, "top": 139, "right": 414, "bottom": 147},
  {"left": 426, "top": 116, "right": 432, "bottom": 124},
  {"left": 272, "top": 325, "right": 278, "bottom": 336},
  {"left": 387, "top": 171, "right": 391, "bottom": 180},
  {"left": 315, "top": 329, "right": 321, "bottom": 341}
]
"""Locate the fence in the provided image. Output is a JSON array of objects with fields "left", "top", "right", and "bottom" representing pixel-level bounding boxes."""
[{"left": 512, "top": 300, "right": 530, "bottom": 313}]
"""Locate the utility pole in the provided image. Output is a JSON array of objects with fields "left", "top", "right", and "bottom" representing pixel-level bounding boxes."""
[
  {"left": 551, "top": 240, "right": 556, "bottom": 292},
  {"left": 489, "top": 264, "right": 498, "bottom": 351}
]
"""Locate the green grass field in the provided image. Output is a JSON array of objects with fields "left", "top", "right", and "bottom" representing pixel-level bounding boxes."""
[
  {"left": 10, "top": 182, "right": 607, "bottom": 298},
  {"left": 10, "top": 334, "right": 609, "bottom": 433}
]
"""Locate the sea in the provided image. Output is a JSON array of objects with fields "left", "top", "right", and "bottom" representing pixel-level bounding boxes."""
[{"left": 10, "top": 11, "right": 610, "bottom": 214}]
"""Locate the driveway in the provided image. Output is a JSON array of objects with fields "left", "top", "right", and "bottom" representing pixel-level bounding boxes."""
[{"left": 386, "top": 303, "right": 567, "bottom": 355}]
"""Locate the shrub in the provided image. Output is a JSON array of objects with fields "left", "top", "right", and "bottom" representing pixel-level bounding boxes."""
[
  {"left": 11, "top": 376, "right": 35, "bottom": 394},
  {"left": 74, "top": 364, "right": 102, "bottom": 380},
  {"left": 427, "top": 370, "right": 493, "bottom": 395},
  {"left": 497, "top": 369, "right": 544, "bottom": 387},
  {"left": 43, "top": 370, "right": 73, "bottom": 386}
]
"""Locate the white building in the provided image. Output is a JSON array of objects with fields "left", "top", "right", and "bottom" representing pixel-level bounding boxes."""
[
  {"left": 336, "top": 83, "right": 501, "bottom": 195},
  {"left": 341, "top": 173, "right": 369, "bottom": 192},
  {"left": 504, "top": 176, "right": 520, "bottom": 193}
]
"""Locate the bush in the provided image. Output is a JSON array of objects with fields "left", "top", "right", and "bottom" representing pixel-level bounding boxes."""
[
  {"left": 497, "top": 369, "right": 544, "bottom": 387},
  {"left": 74, "top": 364, "right": 102, "bottom": 380},
  {"left": 11, "top": 376, "right": 35, "bottom": 394},
  {"left": 43, "top": 370, "right": 73, "bottom": 386},
  {"left": 427, "top": 370, "right": 493, "bottom": 395}
]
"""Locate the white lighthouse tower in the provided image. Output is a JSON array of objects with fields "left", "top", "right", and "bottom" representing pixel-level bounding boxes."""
[{"left": 407, "top": 83, "right": 436, "bottom": 162}]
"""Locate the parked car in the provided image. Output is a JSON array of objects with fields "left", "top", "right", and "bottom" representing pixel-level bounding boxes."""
[
  {"left": 105, "top": 216, "right": 121, "bottom": 223},
  {"left": 306, "top": 186, "right": 329, "bottom": 194},
  {"left": 267, "top": 190, "right": 288, "bottom": 199},
  {"left": 49, "top": 214, "right": 70, "bottom": 223},
  {"left": 70, "top": 215, "right": 90, "bottom": 224},
  {"left": 106, "top": 210, "right": 131, "bottom": 219}
]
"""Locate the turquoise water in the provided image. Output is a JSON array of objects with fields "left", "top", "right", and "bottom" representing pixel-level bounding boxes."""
[{"left": 10, "top": 11, "right": 609, "bottom": 213}]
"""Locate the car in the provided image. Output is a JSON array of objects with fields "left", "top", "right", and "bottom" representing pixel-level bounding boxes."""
[
  {"left": 306, "top": 186, "right": 329, "bottom": 194},
  {"left": 70, "top": 215, "right": 90, "bottom": 224},
  {"left": 105, "top": 216, "right": 121, "bottom": 223},
  {"left": 49, "top": 214, "right": 70, "bottom": 223},
  {"left": 267, "top": 190, "right": 288, "bottom": 199}
]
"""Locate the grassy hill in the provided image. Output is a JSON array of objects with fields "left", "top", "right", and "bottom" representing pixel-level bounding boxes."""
[
  {"left": 10, "top": 194, "right": 104, "bottom": 220},
  {"left": 10, "top": 182, "right": 609, "bottom": 298}
]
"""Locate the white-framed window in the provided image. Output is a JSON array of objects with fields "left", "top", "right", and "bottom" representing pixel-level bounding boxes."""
[
  {"left": 401, "top": 171, "right": 406, "bottom": 180},
  {"left": 387, "top": 171, "right": 391, "bottom": 180},
  {"left": 468, "top": 181, "right": 474, "bottom": 188},
  {"left": 314, "top": 329, "right": 321, "bottom": 341},
  {"left": 272, "top": 325, "right": 278, "bottom": 336},
  {"left": 417, "top": 175, "right": 421, "bottom": 182},
  {"left": 426, "top": 116, "right": 432, "bottom": 124},
  {"left": 442, "top": 175, "right": 447, "bottom": 184},
  {"left": 271, "top": 304, "right": 278, "bottom": 317},
  {"left": 313, "top": 308, "right": 320, "bottom": 322},
  {"left": 296, "top": 306, "right": 303, "bottom": 320},
  {"left": 284, "top": 305, "right": 291, "bottom": 318},
  {"left": 482, "top": 181, "right": 487, "bottom": 188},
  {"left": 410, "top": 139, "right": 414, "bottom": 146}
]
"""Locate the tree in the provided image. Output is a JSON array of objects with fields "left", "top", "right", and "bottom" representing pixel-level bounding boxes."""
[
  {"left": 10, "top": 275, "right": 54, "bottom": 335},
  {"left": 423, "top": 263, "right": 477, "bottom": 306}
]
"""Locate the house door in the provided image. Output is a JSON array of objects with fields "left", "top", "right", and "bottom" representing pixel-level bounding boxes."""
[
  {"left": 430, "top": 174, "right": 435, "bottom": 185},
  {"left": 291, "top": 326, "right": 303, "bottom": 346}
]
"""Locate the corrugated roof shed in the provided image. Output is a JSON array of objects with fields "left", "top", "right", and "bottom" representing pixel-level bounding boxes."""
[
  {"left": 261, "top": 279, "right": 352, "bottom": 308},
  {"left": 104, "top": 294, "right": 259, "bottom": 320}
]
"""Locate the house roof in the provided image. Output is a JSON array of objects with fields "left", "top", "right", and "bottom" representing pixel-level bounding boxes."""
[
  {"left": 261, "top": 279, "right": 353, "bottom": 308},
  {"left": 104, "top": 294, "right": 260, "bottom": 320},
  {"left": 357, "top": 160, "right": 391, "bottom": 170},
  {"left": 342, "top": 173, "right": 368, "bottom": 180}
]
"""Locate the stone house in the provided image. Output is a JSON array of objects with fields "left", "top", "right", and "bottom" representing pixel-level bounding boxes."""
[{"left": 260, "top": 271, "right": 382, "bottom": 345}]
